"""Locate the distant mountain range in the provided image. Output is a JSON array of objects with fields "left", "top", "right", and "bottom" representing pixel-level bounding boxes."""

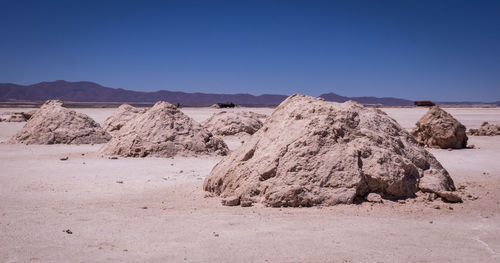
[
  {"left": 0, "top": 80, "right": 498, "bottom": 107},
  {"left": 0, "top": 80, "right": 286, "bottom": 106},
  {"left": 319, "top": 93, "right": 415, "bottom": 106}
]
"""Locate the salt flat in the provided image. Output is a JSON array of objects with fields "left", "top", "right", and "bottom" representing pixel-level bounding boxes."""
[{"left": 1, "top": 107, "right": 499, "bottom": 263}]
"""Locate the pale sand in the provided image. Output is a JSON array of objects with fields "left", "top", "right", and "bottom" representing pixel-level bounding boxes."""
[{"left": 1, "top": 107, "right": 499, "bottom": 262}]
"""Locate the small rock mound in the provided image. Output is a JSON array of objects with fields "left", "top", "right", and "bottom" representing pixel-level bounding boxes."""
[
  {"left": 468, "top": 122, "right": 500, "bottom": 136},
  {"left": 0, "top": 111, "right": 35, "bottom": 122},
  {"left": 240, "top": 111, "right": 268, "bottom": 119},
  {"left": 411, "top": 106, "right": 468, "bottom": 149},
  {"left": 202, "top": 111, "right": 264, "bottom": 136},
  {"left": 9, "top": 100, "right": 111, "bottom": 144},
  {"left": 0, "top": 112, "right": 26, "bottom": 122},
  {"left": 99, "top": 101, "right": 229, "bottom": 157},
  {"left": 102, "top": 104, "right": 146, "bottom": 132},
  {"left": 204, "top": 94, "right": 457, "bottom": 207}
]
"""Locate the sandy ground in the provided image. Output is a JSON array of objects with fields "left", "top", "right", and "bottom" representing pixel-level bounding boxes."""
[{"left": 1, "top": 107, "right": 500, "bottom": 263}]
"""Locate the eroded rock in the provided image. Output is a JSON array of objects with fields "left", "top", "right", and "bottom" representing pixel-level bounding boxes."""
[
  {"left": 0, "top": 111, "right": 35, "bottom": 122},
  {"left": 101, "top": 104, "right": 146, "bottom": 133},
  {"left": 9, "top": 100, "right": 110, "bottom": 144},
  {"left": 99, "top": 101, "right": 228, "bottom": 157},
  {"left": 435, "top": 191, "right": 462, "bottom": 203},
  {"left": 411, "top": 106, "right": 468, "bottom": 149},
  {"left": 366, "top": 193, "right": 383, "bottom": 203},
  {"left": 202, "top": 111, "right": 264, "bottom": 136},
  {"left": 468, "top": 122, "right": 500, "bottom": 136},
  {"left": 204, "top": 94, "right": 457, "bottom": 207}
]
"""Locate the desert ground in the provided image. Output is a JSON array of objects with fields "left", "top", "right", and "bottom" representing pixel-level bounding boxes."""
[{"left": 1, "top": 107, "right": 499, "bottom": 263}]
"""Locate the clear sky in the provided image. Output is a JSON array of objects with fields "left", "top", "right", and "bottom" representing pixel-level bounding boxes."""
[{"left": 0, "top": 0, "right": 499, "bottom": 101}]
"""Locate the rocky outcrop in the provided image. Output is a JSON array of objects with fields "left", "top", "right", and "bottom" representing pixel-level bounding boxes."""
[
  {"left": 202, "top": 111, "right": 264, "bottom": 136},
  {"left": 99, "top": 101, "right": 229, "bottom": 157},
  {"left": 101, "top": 104, "right": 145, "bottom": 133},
  {"left": 468, "top": 122, "right": 500, "bottom": 136},
  {"left": 411, "top": 107, "right": 468, "bottom": 149},
  {"left": 204, "top": 94, "right": 458, "bottom": 207},
  {"left": 9, "top": 100, "right": 110, "bottom": 144}
]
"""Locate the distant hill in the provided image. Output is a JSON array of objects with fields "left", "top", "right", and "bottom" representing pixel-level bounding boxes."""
[
  {"left": 0, "top": 80, "right": 287, "bottom": 106},
  {"left": 319, "top": 92, "right": 413, "bottom": 106},
  {"left": 319, "top": 92, "right": 499, "bottom": 107},
  {"left": 0, "top": 80, "right": 498, "bottom": 107}
]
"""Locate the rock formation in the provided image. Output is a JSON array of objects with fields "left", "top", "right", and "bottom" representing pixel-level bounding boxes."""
[
  {"left": 204, "top": 94, "right": 458, "bottom": 207},
  {"left": 411, "top": 106, "right": 468, "bottom": 149},
  {"left": 468, "top": 122, "right": 500, "bottom": 136},
  {"left": 9, "top": 100, "right": 111, "bottom": 144},
  {"left": 240, "top": 111, "right": 268, "bottom": 119},
  {"left": 0, "top": 112, "right": 26, "bottom": 122},
  {"left": 202, "top": 111, "right": 264, "bottom": 136},
  {"left": 0, "top": 110, "right": 36, "bottom": 122},
  {"left": 99, "top": 101, "right": 229, "bottom": 157},
  {"left": 101, "top": 104, "right": 145, "bottom": 133}
]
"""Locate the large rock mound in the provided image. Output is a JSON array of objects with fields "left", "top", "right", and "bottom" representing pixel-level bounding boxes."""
[
  {"left": 411, "top": 106, "right": 468, "bottom": 149},
  {"left": 204, "top": 94, "right": 457, "bottom": 207},
  {"left": 99, "top": 101, "right": 229, "bottom": 157},
  {"left": 9, "top": 100, "right": 111, "bottom": 144},
  {"left": 102, "top": 104, "right": 145, "bottom": 133},
  {"left": 202, "top": 111, "right": 264, "bottom": 136},
  {"left": 468, "top": 122, "right": 500, "bottom": 136}
]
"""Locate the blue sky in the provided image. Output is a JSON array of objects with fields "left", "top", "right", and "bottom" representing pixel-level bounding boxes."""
[{"left": 0, "top": 0, "right": 499, "bottom": 101}]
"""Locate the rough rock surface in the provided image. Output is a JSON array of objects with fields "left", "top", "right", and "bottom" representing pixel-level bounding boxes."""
[
  {"left": 9, "top": 100, "right": 111, "bottom": 144},
  {"left": 0, "top": 111, "right": 36, "bottom": 122},
  {"left": 25, "top": 109, "right": 38, "bottom": 119},
  {"left": 99, "top": 101, "right": 229, "bottom": 157},
  {"left": 204, "top": 94, "right": 457, "bottom": 207},
  {"left": 0, "top": 112, "right": 26, "bottom": 122},
  {"left": 202, "top": 111, "right": 264, "bottom": 136},
  {"left": 468, "top": 122, "right": 500, "bottom": 136},
  {"left": 366, "top": 193, "right": 383, "bottom": 203},
  {"left": 240, "top": 111, "right": 268, "bottom": 119},
  {"left": 102, "top": 104, "right": 145, "bottom": 132},
  {"left": 411, "top": 106, "right": 468, "bottom": 149}
]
